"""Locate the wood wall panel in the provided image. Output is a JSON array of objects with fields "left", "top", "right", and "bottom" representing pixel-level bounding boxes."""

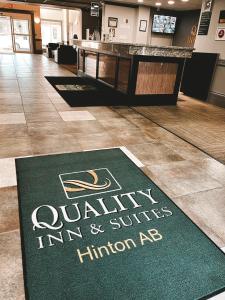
[
  {"left": 85, "top": 51, "right": 97, "bottom": 78},
  {"left": 135, "top": 62, "right": 178, "bottom": 95},
  {"left": 98, "top": 54, "right": 117, "bottom": 86},
  {"left": 117, "top": 58, "right": 131, "bottom": 94}
]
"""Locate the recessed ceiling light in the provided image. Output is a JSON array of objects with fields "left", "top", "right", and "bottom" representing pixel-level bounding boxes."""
[
  {"left": 181, "top": 0, "right": 189, "bottom": 2},
  {"left": 168, "top": 0, "right": 175, "bottom": 4},
  {"left": 155, "top": 2, "right": 162, "bottom": 6}
]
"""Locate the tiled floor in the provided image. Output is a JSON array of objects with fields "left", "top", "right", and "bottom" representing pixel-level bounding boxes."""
[{"left": 0, "top": 53, "right": 225, "bottom": 299}]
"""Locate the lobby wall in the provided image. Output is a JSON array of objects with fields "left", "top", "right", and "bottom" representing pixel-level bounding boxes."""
[
  {"left": 134, "top": 6, "right": 151, "bottom": 44},
  {"left": 194, "top": 0, "right": 225, "bottom": 105},
  {"left": 194, "top": 0, "right": 225, "bottom": 58},
  {"left": 102, "top": 4, "right": 172, "bottom": 45},
  {"left": 102, "top": 4, "right": 197, "bottom": 47},
  {"left": 102, "top": 4, "right": 136, "bottom": 43},
  {"left": 173, "top": 10, "right": 200, "bottom": 47}
]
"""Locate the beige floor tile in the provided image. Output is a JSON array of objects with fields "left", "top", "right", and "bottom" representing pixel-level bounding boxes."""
[
  {"left": 0, "top": 105, "right": 23, "bottom": 113},
  {"left": 174, "top": 188, "right": 225, "bottom": 248},
  {"left": 59, "top": 111, "right": 96, "bottom": 121},
  {"left": 128, "top": 142, "right": 185, "bottom": 165},
  {"left": 0, "top": 113, "right": 26, "bottom": 125},
  {"left": 0, "top": 137, "right": 32, "bottom": 159},
  {"left": 141, "top": 166, "right": 175, "bottom": 199},
  {"left": 0, "top": 187, "right": 19, "bottom": 233},
  {"left": 0, "top": 230, "right": 25, "bottom": 300},
  {"left": 30, "top": 134, "right": 82, "bottom": 155},
  {"left": 22, "top": 97, "right": 52, "bottom": 104},
  {"left": 90, "top": 109, "right": 121, "bottom": 120},
  {"left": 164, "top": 138, "right": 211, "bottom": 161},
  {"left": 99, "top": 118, "right": 138, "bottom": 131},
  {"left": 188, "top": 158, "right": 225, "bottom": 186},
  {"left": 0, "top": 93, "right": 21, "bottom": 100},
  {"left": 25, "top": 111, "right": 62, "bottom": 123},
  {"left": 78, "top": 132, "right": 121, "bottom": 150},
  {"left": 0, "top": 88, "right": 19, "bottom": 93},
  {"left": 0, "top": 124, "right": 28, "bottom": 138},
  {"left": 111, "top": 129, "right": 155, "bottom": 146},
  {"left": 0, "top": 158, "right": 17, "bottom": 188},
  {"left": 147, "top": 160, "right": 222, "bottom": 197},
  {"left": 143, "top": 126, "right": 182, "bottom": 143},
  {"left": 127, "top": 116, "right": 159, "bottom": 129},
  {"left": 27, "top": 122, "right": 67, "bottom": 136},
  {"left": 49, "top": 97, "right": 65, "bottom": 104},
  {"left": 64, "top": 120, "right": 105, "bottom": 135},
  {"left": 53, "top": 103, "right": 79, "bottom": 111},
  {"left": 0, "top": 80, "right": 18, "bottom": 88},
  {"left": 23, "top": 103, "right": 56, "bottom": 113}
]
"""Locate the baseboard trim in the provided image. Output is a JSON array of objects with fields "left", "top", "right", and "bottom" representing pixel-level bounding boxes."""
[
  {"left": 34, "top": 50, "right": 43, "bottom": 54},
  {"left": 207, "top": 92, "right": 225, "bottom": 109}
]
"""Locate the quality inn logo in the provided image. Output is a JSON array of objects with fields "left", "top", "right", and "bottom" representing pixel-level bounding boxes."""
[{"left": 59, "top": 168, "right": 122, "bottom": 199}]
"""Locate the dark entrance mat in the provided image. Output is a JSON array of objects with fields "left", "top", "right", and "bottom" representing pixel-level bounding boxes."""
[
  {"left": 16, "top": 149, "right": 225, "bottom": 300},
  {"left": 45, "top": 76, "right": 127, "bottom": 106}
]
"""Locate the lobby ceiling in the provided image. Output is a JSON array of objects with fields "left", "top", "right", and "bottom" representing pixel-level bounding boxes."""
[
  {"left": 112, "top": 0, "right": 202, "bottom": 10},
  {"left": 4, "top": 0, "right": 93, "bottom": 9},
  {"left": 6, "top": 0, "right": 202, "bottom": 10}
]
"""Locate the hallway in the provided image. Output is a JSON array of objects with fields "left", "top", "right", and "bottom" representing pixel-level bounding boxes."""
[{"left": 0, "top": 53, "right": 225, "bottom": 299}]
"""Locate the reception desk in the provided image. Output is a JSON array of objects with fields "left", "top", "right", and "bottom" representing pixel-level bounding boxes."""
[{"left": 73, "top": 40, "right": 193, "bottom": 105}]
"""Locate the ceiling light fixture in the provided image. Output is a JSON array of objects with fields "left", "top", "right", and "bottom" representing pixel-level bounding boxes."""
[
  {"left": 168, "top": 0, "right": 175, "bottom": 4},
  {"left": 155, "top": 2, "right": 162, "bottom": 6},
  {"left": 181, "top": 0, "right": 189, "bottom": 2}
]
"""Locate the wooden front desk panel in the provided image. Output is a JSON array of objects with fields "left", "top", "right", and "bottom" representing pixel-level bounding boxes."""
[
  {"left": 85, "top": 51, "right": 97, "bottom": 78},
  {"left": 135, "top": 62, "right": 178, "bottom": 95},
  {"left": 117, "top": 58, "right": 131, "bottom": 94},
  {"left": 98, "top": 54, "right": 117, "bottom": 86}
]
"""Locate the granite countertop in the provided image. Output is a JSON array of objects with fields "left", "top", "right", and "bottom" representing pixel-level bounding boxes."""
[{"left": 73, "top": 40, "right": 194, "bottom": 58}]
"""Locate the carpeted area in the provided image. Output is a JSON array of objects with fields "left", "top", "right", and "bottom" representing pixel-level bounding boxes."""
[{"left": 16, "top": 148, "right": 225, "bottom": 300}]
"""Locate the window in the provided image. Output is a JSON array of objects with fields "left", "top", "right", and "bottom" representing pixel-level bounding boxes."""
[{"left": 41, "top": 20, "right": 62, "bottom": 48}]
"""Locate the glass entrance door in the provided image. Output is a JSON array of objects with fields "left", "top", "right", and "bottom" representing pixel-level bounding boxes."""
[
  {"left": 12, "top": 19, "right": 32, "bottom": 53},
  {"left": 0, "top": 16, "right": 13, "bottom": 53}
]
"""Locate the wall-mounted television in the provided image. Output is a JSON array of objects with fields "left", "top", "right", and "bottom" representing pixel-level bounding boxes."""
[{"left": 152, "top": 15, "right": 177, "bottom": 34}]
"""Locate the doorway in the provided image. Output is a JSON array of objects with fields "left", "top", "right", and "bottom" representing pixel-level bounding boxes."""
[
  {"left": 0, "top": 15, "right": 32, "bottom": 53},
  {"left": 12, "top": 19, "right": 32, "bottom": 52}
]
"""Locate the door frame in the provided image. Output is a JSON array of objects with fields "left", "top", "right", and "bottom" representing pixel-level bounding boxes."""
[{"left": 0, "top": 8, "right": 36, "bottom": 53}]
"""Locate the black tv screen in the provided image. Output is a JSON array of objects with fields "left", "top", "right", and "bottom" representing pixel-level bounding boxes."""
[{"left": 152, "top": 14, "right": 177, "bottom": 34}]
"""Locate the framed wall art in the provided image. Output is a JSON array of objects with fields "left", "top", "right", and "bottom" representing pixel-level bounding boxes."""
[
  {"left": 139, "top": 20, "right": 147, "bottom": 32},
  {"left": 108, "top": 17, "right": 118, "bottom": 28}
]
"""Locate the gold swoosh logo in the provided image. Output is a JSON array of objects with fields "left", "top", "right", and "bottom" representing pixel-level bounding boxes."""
[{"left": 63, "top": 170, "right": 111, "bottom": 192}]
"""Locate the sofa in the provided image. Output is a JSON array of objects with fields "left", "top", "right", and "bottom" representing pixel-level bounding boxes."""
[
  {"left": 52, "top": 45, "right": 77, "bottom": 65},
  {"left": 46, "top": 43, "right": 60, "bottom": 58}
]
